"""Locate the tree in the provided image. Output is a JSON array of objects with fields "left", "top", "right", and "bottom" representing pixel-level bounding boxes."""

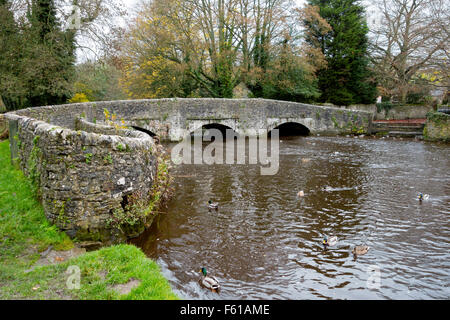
[
  {"left": 120, "top": 0, "right": 325, "bottom": 101},
  {"left": 71, "top": 59, "right": 127, "bottom": 102},
  {"left": 247, "top": 4, "right": 330, "bottom": 101},
  {"left": 370, "top": 0, "right": 449, "bottom": 103},
  {"left": 0, "top": 0, "right": 126, "bottom": 110},
  {"left": 306, "top": 0, "right": 377, "bottom": 105},
  {"left": 20, "top": 0, "right": 75, "bottom": 107},
  {"left": 0, "top": 0, "right": 27, "bottom": 110}
]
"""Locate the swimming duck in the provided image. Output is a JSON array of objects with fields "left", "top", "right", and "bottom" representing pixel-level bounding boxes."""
[
  {"left": 417, "top": 193, "right": 429, "bottom": 202},
  {"left": 297, "top": 190, "right": 305, "bottom": 197},
  {"left": 199, "top": 267, "right": 220, "bottom": 292},
  {"left": 352, "top": 245, "right": 370, "bottom": 256},
  {"left": 208, "top": 200, "right": 219, "bottom": 210},
  {"left": 323, "top": 235, "right": 338, "bottom": 249}
]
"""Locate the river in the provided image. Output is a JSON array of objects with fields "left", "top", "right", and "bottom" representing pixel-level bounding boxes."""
[{"left": 131, "top": 135, "right": 450, "bottom": 299}]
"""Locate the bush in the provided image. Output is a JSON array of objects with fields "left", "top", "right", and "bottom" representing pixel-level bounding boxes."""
[{"left": 376, "top": 101, "right": 393, "bottom": 114}]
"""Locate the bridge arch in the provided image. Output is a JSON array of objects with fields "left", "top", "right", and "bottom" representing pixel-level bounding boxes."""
[
  {"left": 268, "top": 121, "right": 311, "bottom": 137},
  {"left": 131, "top": 125, "right": 157, "bottom": 138},
  {"left": 189, "top": 122, "right": 239, "bottom": 140},
  {"left": 187, "top": 119, "right": 239, "bottom": 137}
]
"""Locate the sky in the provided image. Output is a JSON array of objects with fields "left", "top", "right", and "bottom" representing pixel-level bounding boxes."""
[
  {"left": 120, "top": 0, "right": 308, "bottom": 12},
  {"left": 119, "top": 0, "right": 377, "bottom": 23}
]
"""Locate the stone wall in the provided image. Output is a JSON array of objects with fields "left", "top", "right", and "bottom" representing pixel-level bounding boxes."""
[
  {"left": 56, "top": 98, "right": 371, "bottom": 140},
  {"left": 343, "top": 104, "right": 432, "bottom": 120},
  {"left": 8, "top": 99, "right": 372, "bottom": 141},
  {"left": 423, "top": 112, "right": 450, "bottom": 142},
  {"left": 6, "top": 110, "right": 159, "bottom": 244},
  {"left": 0, "top": 114, "right": 8, "bottom": 139}
]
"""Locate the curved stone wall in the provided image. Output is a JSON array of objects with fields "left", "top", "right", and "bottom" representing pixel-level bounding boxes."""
[{"left": 6, "top": 107, "right": 159, "bottom": 244}]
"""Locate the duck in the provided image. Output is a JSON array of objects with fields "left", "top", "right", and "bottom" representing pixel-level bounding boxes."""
[
  {"left": 352, "top": 245, "right": 370, "bottom": 256},
  {"left": 199, "top": 267, "right": 220, "bottom": 292},
  {"left": 417, "top": 193, "right": 429, "bottom": 202},
  {"left": 208, "top": 200, "right": 219, "bottom": 210},
  {"left": 323, "top": 235, "right": 338, "bottom": 249},
  {"left": 297, "top": 190, "right": 305, "bottom": 197}
]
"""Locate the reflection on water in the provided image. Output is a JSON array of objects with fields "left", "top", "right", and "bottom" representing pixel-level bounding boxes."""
[{"left": 131, "top": 136, "right": 450, "bottom": 299}]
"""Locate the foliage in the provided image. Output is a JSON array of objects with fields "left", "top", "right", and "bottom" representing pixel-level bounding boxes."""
[
  {"left": 0, "top": 0, "right": 28, "bottom": 109},
  {"left": 69, "top": 93, "right": 90, "bottom": 103},
  {"left": 424, "top": 111, "right": 450, "bottom": 142},
  {"left": 370, "top": 0, "right": 449, "bottom": 104},
  {"left": 0, "top": 0, "right": 75, "bottom": 110},
  {"left": 108, "top": 152, "right": 173, "bottom": 231},
  {"left": 0, "top": 0, "right": 127, "bottom": 111},
  {"left": 103, "top": 108, "right": 128, "bottom": 130},
  {"left": 376, "top": 101, "right": 393, "bottom": 114},
  {"left": 255, "top": 49, "right": 321, "bottom": 102},
  {"left": 71, "top": 60, "right": 127, "bottom": 102},
  {"left": 426, "top": 111, "right": 450, "bottom": 123},
  {"left": 245, "top": 5, "right": 329, "bottom": 102},
  {"left": 306, "top": 0, "right": 377, "bottom": 106},
  {"left": 120, "top": 0, "right": 326, "bottom": 102}
]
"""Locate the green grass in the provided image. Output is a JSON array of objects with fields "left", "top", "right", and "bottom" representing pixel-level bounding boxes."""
[{"left": 0, "top": 140, "right": 179, "bottom": 300}]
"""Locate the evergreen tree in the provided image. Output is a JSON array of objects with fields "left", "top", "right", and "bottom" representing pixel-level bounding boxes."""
[
  {"left": 306, "top": 0, "right": 376, "bottom": 105},
  {"left": 0, "top": 0, "right": 27, "bottom": 110},
  {"left": 24, "top": 0, "right": 75, "bottom": 107}
]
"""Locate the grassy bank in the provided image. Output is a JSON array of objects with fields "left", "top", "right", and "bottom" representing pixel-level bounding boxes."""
[{"left": 0, "top": 140, "right": 178, "bottom": 299}]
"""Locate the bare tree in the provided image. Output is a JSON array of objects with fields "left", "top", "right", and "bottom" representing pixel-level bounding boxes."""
[{"left": 370, "top": 0, "right": 449, "bottom": 103}]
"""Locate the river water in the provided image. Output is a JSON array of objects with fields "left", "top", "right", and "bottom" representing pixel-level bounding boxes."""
[{"left": 131, "top": 135, "right": 450, "bottom": 299}]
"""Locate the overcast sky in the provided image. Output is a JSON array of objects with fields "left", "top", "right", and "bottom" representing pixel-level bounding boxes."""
[
  {"left": 120, "top": 0, "right": 308, "bottom": 12},
  {"left": 119, "top": 0, "right": 376, "bottom": 23}
]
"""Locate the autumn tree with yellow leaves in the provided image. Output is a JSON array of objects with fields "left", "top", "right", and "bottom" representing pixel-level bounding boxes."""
[{"left": 120, "top": 0, "right": 330, "bottom": 101}]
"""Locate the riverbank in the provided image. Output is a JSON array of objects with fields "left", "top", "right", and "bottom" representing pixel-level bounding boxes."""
[{"left": 0, "top": 140, "right": 178, "bottom": 299}]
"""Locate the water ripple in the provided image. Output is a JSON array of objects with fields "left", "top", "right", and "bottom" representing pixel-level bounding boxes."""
[{"left": 131, "top": 137, "right": 450, "bottom": 300}]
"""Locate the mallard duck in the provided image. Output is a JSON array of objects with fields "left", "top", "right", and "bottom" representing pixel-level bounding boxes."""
[
  {"left": 199, "top": 267, "right": 220, "bottom": 292},
  {"left": 323, "top": 235, "right": 338, "bottom": 249},
  {"left": 352, "top": 245, "right": 370, "bottom": 256},
  {"left": 208, "top": 200, "right": 219, "bottom": 210},
  {"left": 417, "top": 193, "right": 429, "bottom": 202}
]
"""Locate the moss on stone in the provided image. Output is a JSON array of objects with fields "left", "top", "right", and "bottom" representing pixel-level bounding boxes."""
[{"left": 424, "top": 111, "right": 450, "bottom": 142}]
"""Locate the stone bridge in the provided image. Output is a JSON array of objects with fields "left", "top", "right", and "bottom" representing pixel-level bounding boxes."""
[
  {"left": 81, "top": 98, "right": 372, "bottom": 140},
  {"left": 4, "top": 98, "right": 372, "bottom": 244}
]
